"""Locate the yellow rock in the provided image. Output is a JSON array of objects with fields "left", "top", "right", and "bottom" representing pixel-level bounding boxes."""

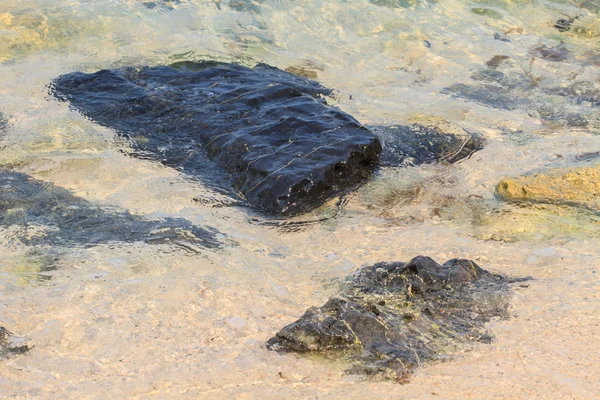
[
  {"left": 0, "top": 12, "right": 13, "bottom": 25},
  {"left": 497, "top": 164, "right": 600, "bottom": 210}
]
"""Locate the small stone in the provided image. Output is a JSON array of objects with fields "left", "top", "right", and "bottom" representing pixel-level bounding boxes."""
[
  {"left": 486, "top": 55, "right": 510, "bottom": 69},
  {"left": 555, "top": 19, "right": 573, "bottom": 32},
  {"left": 494, "top": 33, "right": 510, "bottom": 42}
]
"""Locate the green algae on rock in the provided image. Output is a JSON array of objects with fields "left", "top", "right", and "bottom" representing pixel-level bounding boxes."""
[
  {"left": 267, "top": 256, "right": 513, "bottom": 381},
  {"left": 471, "top": 7, "right": 504, "bottom": 19},
  {"left": 0, "top": 6, "right": 111, "bottom": 63},
  {"left": 0, "top": 250, "right": 58, "bottom": 286},
  {"left": 470, "top": 202, "right": 600, "bottom": 242}
]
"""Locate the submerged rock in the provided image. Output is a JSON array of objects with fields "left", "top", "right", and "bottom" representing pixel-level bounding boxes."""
[
  {"left": 469, "top": 200, "right": 600, "bottom": 242},
  {"left": 443, "top": 63, "right": 594, "bottom": 127},
  {"left": 578, "top": 0, "right": 600, "bottom": 12},
  {"left": 52, "top": 62, "right": 382, "bottom": 217},
  {"left": 284, "top": 60, "right": 324, "bottom": 80},
  {"left": 0, "top": 327, "right": 31, "bottom": 359},
  {"left": 0, "top": 170, "right": 225, "bottom": 249},
  {"left": 267, "top": 256, "right": 513, "bottom": 381},
  {"left": 369, "top": 0, "right": 431, "bottom": 8},
  {"left": 555, "top": 18, "right": 574, "bottom": 32},
  {"left": 375, "top": 115, "right": 484, "bottom": 167},
  {"left": 442, "top": 40, "right": 600, "bottom": 128},
  {"left": 493, "top": 32, "right": 510, "bottom": 42},
  {"left": 545, "top": 82, "right": 600, "bottom": 107},
  {"left": 141, "top": 0, "right": 182, "bottom": 10},
  {"left": 531, "top": 44, "right": 572, "bottom": 62},
  {"left": 444, "top": 82, "right": 523, "bottom": 111},
  {"left": 227, "top": 0, "right": 265, "bottom": 13},
  {"left": 0, "top": 6, "right": 108, "bottom": 63},
  {"left": 497, "top": 163, "right": 600, "bottom": 211}
]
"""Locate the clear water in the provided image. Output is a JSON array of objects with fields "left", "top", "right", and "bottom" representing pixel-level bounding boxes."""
[{"left": 1, "top": 0, "right": 599, "bottom": 398}]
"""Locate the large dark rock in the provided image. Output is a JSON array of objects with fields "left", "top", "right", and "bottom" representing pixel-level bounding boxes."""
[
  {"left": 267, "top": 256, "right": 514, "bottom": 381},
  {"left": 52, "top": 62, "right": 382, "bottom": 217},
  {"left": 0, "top": 327, "right": 30, "bottom": 359},
  {"left": 0, "top": 170, "right": 225, "bottom": 249}
]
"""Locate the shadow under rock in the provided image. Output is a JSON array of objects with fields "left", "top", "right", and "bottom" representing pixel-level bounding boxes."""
[{"left": 0, "top": 170, "right": 227, "bottom": 250}]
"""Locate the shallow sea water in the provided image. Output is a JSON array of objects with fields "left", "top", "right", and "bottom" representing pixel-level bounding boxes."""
[{"left": 0, "top": 0, "right": 600, "bottom": 398}]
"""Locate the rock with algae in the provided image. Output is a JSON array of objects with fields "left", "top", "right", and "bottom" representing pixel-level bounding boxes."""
[
  {"left": 497, "top": 163, "right": 600, "bottom": 211},
  {"left": 0, "top": 327, "right": 31, "bottom": 359},
  {"left": 267, "top": 256, "right": 514, "bottom": 381}
]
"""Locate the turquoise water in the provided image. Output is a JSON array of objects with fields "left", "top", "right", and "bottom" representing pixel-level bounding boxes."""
[{"left": 1, "top": 1, "right": 600, "bottom": 398}]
